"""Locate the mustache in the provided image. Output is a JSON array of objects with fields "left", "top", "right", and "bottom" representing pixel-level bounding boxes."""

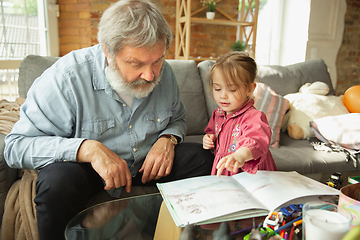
[
  {"left": 131, "top": 78, "right": 152, "bottom": 86},
  {"left": 105, "top": 57, "right": 164, "bottom": 98}
]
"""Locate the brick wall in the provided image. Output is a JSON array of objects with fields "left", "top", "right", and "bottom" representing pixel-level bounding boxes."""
[
  {"left": 187, "top": 0, "right": 239, "bottom": 59},
  {"left": 336, "top": 0, "right": 360, "bottom": 95},
  {"left": 58, "top": 0, "right": 92, "bottom": 56},
  {"left": 58, "top": 0, "right": 238, "bottom": 58}
]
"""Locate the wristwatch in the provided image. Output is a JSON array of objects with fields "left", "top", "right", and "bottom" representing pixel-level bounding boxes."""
[{"left": 162, "top": 134, "right": 178, "bottom": 146}]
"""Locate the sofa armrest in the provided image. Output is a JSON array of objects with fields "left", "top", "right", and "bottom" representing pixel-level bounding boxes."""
[{"left": 18, "top": 55, "right": 59, "bottom": 98}]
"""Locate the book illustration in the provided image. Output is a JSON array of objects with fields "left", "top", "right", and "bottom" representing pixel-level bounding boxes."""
[
  {"left": 168, "top": 189, "right": 252, "bottom": 215},
  {"left": 160, "top": 176, "right": 264, "bottom": 225},
  {"left": 173, "top": 193, "right": 206, "bottom": 214}
]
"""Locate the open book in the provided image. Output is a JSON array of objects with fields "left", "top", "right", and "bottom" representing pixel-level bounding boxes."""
[{"left": 156, "top": 171, "right": 340, "bottom": 227}]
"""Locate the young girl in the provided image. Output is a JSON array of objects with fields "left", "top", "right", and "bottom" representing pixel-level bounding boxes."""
[{"left": 203, "top": 52, "right": 277, "bottom": 177}]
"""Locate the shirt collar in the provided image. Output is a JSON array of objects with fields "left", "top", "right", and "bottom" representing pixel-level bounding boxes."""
[
  {"left": 215, "top": 99, "right": 255, "bottom": 118},
  {"left": 91, "top": 44, "right": 126, "bottom": 102}
]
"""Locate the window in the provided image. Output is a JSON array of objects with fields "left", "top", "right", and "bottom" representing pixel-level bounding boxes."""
[
  {"left": 255, "top": 0, "right": 310, "bottom": 66},
  {"left": 0, "top": 0, "right": 59, "bottom": 101}
]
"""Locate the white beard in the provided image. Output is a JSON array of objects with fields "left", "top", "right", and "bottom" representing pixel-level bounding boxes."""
[{"left": 105, "top": 60, "right": 163, "bottom": 99}]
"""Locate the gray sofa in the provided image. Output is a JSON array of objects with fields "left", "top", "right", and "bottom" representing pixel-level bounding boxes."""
[{"left": 0, "top": 55, "right": 359, "bottom": 227}]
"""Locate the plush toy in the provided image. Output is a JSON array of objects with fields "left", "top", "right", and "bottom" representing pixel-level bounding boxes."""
[{"left": 281, "top": 82, "right": 349, "bottom": 140}]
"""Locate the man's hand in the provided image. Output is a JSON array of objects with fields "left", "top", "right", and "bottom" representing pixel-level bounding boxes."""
[
  {"left": 139, "top": 137, "right": 175, "bottom": 184},
  {"left": 77, "top": 140, "right": 132, "bottom": 192}
]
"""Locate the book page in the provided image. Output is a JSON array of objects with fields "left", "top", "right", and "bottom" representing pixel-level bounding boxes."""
[
  {"left": 157, "top": 175, "right": 266, "bottom": 226},
  {"left": 232, "top": 171, "right": 340, "bottom": 211}
]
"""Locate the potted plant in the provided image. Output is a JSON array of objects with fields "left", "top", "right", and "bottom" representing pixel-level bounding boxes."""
[
  {"left": 231, "top": 40, "right": 247, "bottom": 52},
  {"left": 201, "top": 0, "right": 216, "bottom": 19}
]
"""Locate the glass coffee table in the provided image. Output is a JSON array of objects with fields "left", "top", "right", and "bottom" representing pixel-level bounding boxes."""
[
  {"left": 65, "top": 193, "right": 163, "bottom": 240},
  {"left": 65, "top": 193, "right": 263, "bottom": 240}
]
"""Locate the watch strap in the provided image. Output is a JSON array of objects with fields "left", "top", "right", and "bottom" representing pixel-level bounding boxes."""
[{"left": 161, "top": 134, "right": 178, "bottom": 146}]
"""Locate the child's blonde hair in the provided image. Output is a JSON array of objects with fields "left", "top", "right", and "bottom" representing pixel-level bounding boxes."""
[{"left": 209, "top": 51, "right": 257, "bottom": 91}]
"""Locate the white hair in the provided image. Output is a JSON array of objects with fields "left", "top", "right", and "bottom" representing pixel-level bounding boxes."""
[{"left": 98, "top": 0, "right": 172, "bottom": 56}]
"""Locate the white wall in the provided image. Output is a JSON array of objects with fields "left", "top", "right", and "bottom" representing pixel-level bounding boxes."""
[{"left": 306, "top": 0, "right": 347, "bottom": 88}]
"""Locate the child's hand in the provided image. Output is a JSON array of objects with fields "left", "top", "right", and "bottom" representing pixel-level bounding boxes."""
[
  {"left": 203, "top": 134, "right": 215, "bottom": 149},
  {"left": 216, "top": 147, "right": 253, "bottom": 177},
  {"left": 216, "top": 154, "right": 245, "bottom": 178}
]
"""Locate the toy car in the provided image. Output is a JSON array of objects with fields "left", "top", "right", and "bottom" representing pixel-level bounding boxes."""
[
  {"left": 263, "top": 211, "right": 283, "bottom": 230},
  {"left": 280, "top": 204, "right": 303, "bottom": 221},
  {"left": 326, "top": 172, "right": 343, "bottom": 189}
]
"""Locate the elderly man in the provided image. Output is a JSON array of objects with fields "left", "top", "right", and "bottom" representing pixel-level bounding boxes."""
[{"left": 4, "top": 0, "right": 213, "bottom": 239}]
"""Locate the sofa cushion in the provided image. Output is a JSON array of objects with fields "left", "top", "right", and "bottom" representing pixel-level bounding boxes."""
[
  {"left": 258, "top": 59, "right": 335, "bottom": 97},
  {"left": 167, "top": 60, "right": 209, "bottom": 136},
  {"left": 270, "top": 133, "right": 356, "bottom": 174},
  {"left": 197, "top": 60, "right": 217, "bottom": 118},
  {"left": 18, "top": 55, "right": 59, "bottom": 98},
  {"left": 254, "top": 83, "right": 289, "bottom": 148}
]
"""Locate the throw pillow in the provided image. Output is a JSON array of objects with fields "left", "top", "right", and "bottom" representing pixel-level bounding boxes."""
[
  {"left": 311, "top": 113, "right": 360, "bottom": 150},
  {"left": 253, "top": 83, "right": 289, "bottom": 148}
]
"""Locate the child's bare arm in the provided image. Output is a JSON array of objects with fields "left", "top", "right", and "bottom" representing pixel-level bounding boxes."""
[
  {"left": 203, "top": 134, "right": 215, "bottom": 150},
  {"left": 216, "top": 147, "right": 253, "bottom": 177}
]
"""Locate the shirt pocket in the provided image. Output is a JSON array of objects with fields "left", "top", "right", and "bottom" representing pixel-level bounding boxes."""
[
  {"left": 144, "top": 110, "right": 172, "bottom": 132},
  {"left": 81, "top": 119, "right": 116, "bottom": 140}
]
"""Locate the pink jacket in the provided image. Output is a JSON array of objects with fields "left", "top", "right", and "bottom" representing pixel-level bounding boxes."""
[{"left": 205, "top": 99, "right": 277, "bottom": 176}]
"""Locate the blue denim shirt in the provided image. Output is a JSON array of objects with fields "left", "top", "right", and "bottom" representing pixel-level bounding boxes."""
[{"left": 4, "top": 45, "right": 186, "bottom": 195}]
